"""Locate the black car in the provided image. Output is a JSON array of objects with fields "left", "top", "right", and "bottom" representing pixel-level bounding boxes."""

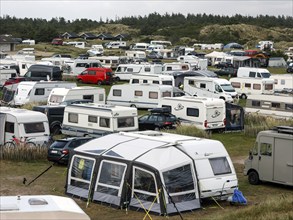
[
  {"left": 47, "top": 137, "right": 93, "bottom": 164},
  {"left": 215, "top": 67, "right": 238, "bottom": 77},
  {"left": 215, "top": 62, "right": 233, "bottom": 69},
  {"left": 138, "top": 107, "right": 179, "bottom": 131},
  {"left": 287, "top": 63, "right": 293, "bottom": 73}
]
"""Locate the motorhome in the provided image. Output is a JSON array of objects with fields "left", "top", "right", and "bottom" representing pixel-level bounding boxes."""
[
  {"left": 229, "top": 77, "right": 275, "bottom": 99},
  {"left": 115, "top": 63, "right": 162, "bottom": 81},
  {"left": 131, "top": 43, "right": 150, "bottom": 51},
  {"left": 184, "top": 76, "right": 237, "bottom": 102},
  {"left": 0, "top": 107, "right": 50, "bottom": 146},
  {"left": 65, "top": 131, "right": 237, "bottom": 215},
  {"left": 160, "top": 96, "right": 226, "bottom": 131},
  {"left": 270, "top": 74, "right": 293, "bottom": 91},
  {"left": 237, "top": 67, "right": 271, "bottom": 78},
  {"left": 12, "top": 81, "right": 76, "bottom": 106},
  {"left": 244, "top": 94, "right": 293, "bottom": 119},
  {"left": 63, "top": 59, "right": 102, "bottom": 76},
  {"left": 150, "top": 40, "right": 172, "bottom": 46},
  {"left": 244, "top": 126, "right": 293, "bottom": 186},
  {"left": 107, "top": 84, "right": 173, "bottom": 109},
  {"left": 146, "top": 44, "right": 165, "bottom": 52},
  {"left": 64, "top": 41, "right": 86, "bottom": 49},
  {"left": 61, "top": 103, "right": 138, "bottom": 137},
  {"left": 0, "top": 69, "right": 17, "bottom": 87},
  {"left": 162, "top": 62, "right": 192, "bottom": 75},
  {"left": 129, "top": 73, "right": 175, "bottom": 86},
  {"left": 106, "top": 41, "right": 127, "bottom": 49},
  {"left": 47, "top": 86, "right": 105, "bottom": 106},
  {"left": 0, "top": 195, "right": 90, "bottom": 220}
]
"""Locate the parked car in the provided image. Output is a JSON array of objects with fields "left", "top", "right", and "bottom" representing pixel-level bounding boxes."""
[
  {"left": 287, "top": 62, "right": 293, "bottom": 73},
  {"left": 147, "top": 51, "right": 163, "bottom": 59},
  {"left": 215, "top": 62, "right": 233, "bottom": 69},
  {"left": 77, "top": 67, "right": 114, "bottom": 85},
  {"left": 138, "top": 107, "right": 180, "bottom": 131},
  {"left": 215, "top": 67, "right": 238, "bottom": 77},
  {"left": 47, "top": 137, "right": 93, "bottom": 164},
  {"left": 3, "top": 77, "right": 27, "bottom": 87}
]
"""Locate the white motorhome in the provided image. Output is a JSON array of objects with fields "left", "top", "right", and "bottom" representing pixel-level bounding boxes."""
[
  {"left": 106, "top": 41, "right": 126, "bottom": 49},
  {"left": 107, "top": 84, "right": 173, "bottom": 109},
  {"left": 12, "top": 81, "right": 77, "bottom": 106},
  {"left": 125, "top": 50, "right": 146, "bottom": 59},
  {"left": 237, "top": 67, "right": 271, "bottom": 78},
  {"left": 162, "top": 62, "right": 192, "bottom": 75},
  {"left": 0, "top": 69, "right": 17, "bottom": 87},
  {"left": 146, "top": 44, "right": 164, "bottom": 52},
  {"left": 244, "top": 126, "right": 293, "bottom": 186},
  {"left": 0, "top": 195, "right": 90, "bottom": 220},
  {"left": 0, "top": 107, "right": 50, "bottom": 146},
  {"left": 131, "top": 43, "right": 150, "bottom": 51},
  {"left": 115, "top": 63, "right": 162, "bottom": 81},
  {"left": 184, "top": 77, "right": 237, "bottom": 102},
  {"left": 64, "top": 41, "right": 86, "bottom": 48},
  {"left": 61, "top": 103, "right": 138, "bottom": 137},
  {"left": 177, "top": 55, "right": 208, "bottom": 70},
  {"left": 270, "top": 74, "right": 293, "bottom": 91},
  {"left": 47, "top": 86, "right": 105, "bottom": 106},
  {"left": 63, "top": 59, "right": 102, "bottom": 75},
  {"left": 129, "top": 73, "right": 174, "bottom": 86},
  {"left": 230, "top": 77, "right": 274, "bottom": 99},
  {"left": 150, "top": 40, "right": 172, "bottom": 46},
  {"left": 160, "top": 96, "right": 226, "bottom": 130}
]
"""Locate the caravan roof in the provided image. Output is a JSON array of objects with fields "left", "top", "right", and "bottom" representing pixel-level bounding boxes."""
[{"left": 0, "top": 107, "right": 48, "bottom": 123}]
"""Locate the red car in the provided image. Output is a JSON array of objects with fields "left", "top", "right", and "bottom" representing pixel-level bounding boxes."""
[
  {"left": 77, "top": 67, "right": 114, "bottom": 85},
  {"left": 3, "top": 77, "right": 27, "bottom": 86}
]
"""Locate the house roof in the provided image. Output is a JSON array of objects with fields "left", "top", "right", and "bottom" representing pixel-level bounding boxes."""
[
  {"left": 80, "top": 32, "right": 97, "bottom": 38},
  {"left": 61, "top": 32, "right": 79, "bottom": 38},
  {"left": 96, "top": 33, "right": 114, "bottom": 38},
  {"left": 0, "top": 35, "right": 19, "bottom": 44}
]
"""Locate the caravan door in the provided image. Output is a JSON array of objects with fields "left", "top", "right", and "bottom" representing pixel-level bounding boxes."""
[{"left": 0, "top": 113, "right": 5, "bottom": 145}]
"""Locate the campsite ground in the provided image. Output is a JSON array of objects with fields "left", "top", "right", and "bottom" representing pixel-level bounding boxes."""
[{"left": 1, "top": 131, "right": 292, "bottom": 220}]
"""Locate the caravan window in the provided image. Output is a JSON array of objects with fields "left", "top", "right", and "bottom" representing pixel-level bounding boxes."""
[
  {"left": 153, "top": 80, "right": 159, "bottom": 84},
  {"left": 162, "top": 91, "right": 172, "bottom": 97},
  {"left": 96, "top": 161, "right": 127, "bottom": 196},
  {"left": 162, "top": 80, "right": 173, "bottom": 85},
  {"left": 24, "top": 122, "right": 45, "bottom": 133},
  {"left": 118, "top": 117, "right": 135, "bottom": 128},
  {"left": 187, "top": 108, "right": 199, "bottom": 117},
  {"left": 188, "top": 80, "right": 195, "bottom": 85},
  {"left": 231, "top": 82, "right": 240, "bottom": 88},
  {"left": 68, "top": 113, "right": 78, "bottom": 123},
  {"left": 285, "top": 103, "right": 293, "bottom": 110},
  {"left": 144, "top": 67, "right": 151, "bottom": 72},
  {"left": 249, "top": 72, "right": 256, "bottom": 77},
  {"left": 35, "top": 88, "right": 45, "bottom": 95},
  {"left": 253, "top": 84, "right": 261, "bottom": 90},
  {"left": 88, "top": 115, "right": 98, "bottom": 123},
  {"left": 245, "top": 83, "right": 251, "bottom": 88},
  {"left": 134, "top": 90, "right": 143, "bottom": 96},
  {"left": 5, "top": 122, "right": 14, "bottom": 133},
  {"left": 251, "top": 100, "right": 260, "bottom": 107},
  {"left": 127, "top": 68, "right": 134, "bottom": 73},
  {"left": 132, "top": 79, "right": 139, "bottom": 84},
  {"left": 264, "top": 84, "right": 273, "bottom": 90},
  {"left": 209, "top": 157, "right": 232, "bottom": 175},
  {"left": 133, "top": 167, "right": 158, "bottom": 202},
  {"left": 83, "top": 95, "right": 94, "bottom": 101},
  {"left": 149, "top": 92, "right": 158, "bottom": 99},
  {"left": 200, "top": 83, "right": 206, "bottom": 89},
  {"left": 271, "top": 102, "right": 280, "bottom": 108},
  {"left": 70, "top": 157, "right": 94, "bottom": 189},
  {"left": 113, "top": 89, "right": 122, "bottom": 97},
  {"left": 49, "top": 95, "right": 64, "bottom": 104},
  {"left": 99, "top": 117, "right": 110, "bottom": 128},
  {"left": 143, "top": 80, "right": 148, "bottom": 83}
]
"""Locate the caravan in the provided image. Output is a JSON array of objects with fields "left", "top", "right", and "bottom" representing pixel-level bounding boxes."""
[
  {"left": 63, "top": 59, "right": 102, "bottom": 76},
  {"left": 0, "top": 107, "right": 50, "bottom": 146},
  {"left": 0, "top": 69, "right": 17, "bottom": 87},
  {"left": 61, "top": 103, "right": 138, "bottom": 137},
  {"left": 129, "top": 73, "right": 174, "bottom": 86},
  {"left": 160, "top": 96, "right": 226, "bottom": 130},
  {"left": 162, "top": 62, "right": 192, "bottom": 75}
]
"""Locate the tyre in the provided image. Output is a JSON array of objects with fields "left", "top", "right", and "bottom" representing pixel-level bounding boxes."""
[
  {"left": 248, "top": 170, "right": 260, "bottom": 185},
  {"left": 51, "top": 125, "right": 61, "bottom": 136},
  {"left": 240, "top": 94, "right": 247, "bottom": 99},
  {"left": 25, "top": 142, "right": 36, "bottom": 148},
  {"left": 219, "top": 97, "right": 226, "bottom": 101},
  {"left": 3, "top": 142, "right": 15, "bottom": 148},
  {"left": 130, "top": 104, "right": 136, "bottom": 108},
  {"left": 97, "top": 80, "right": 102, "bottom": 86}
]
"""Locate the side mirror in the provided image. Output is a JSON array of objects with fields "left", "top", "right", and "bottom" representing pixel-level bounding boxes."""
[{"left": 249, "top": 150, "right": 253, "bottom": 160}]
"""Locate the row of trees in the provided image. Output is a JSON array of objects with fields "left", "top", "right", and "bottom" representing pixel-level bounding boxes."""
[{"left": 1, "top": 13, "right": 292, "bottom": 43}]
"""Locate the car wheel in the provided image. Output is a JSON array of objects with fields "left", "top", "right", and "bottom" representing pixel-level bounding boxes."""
[
  {"left": 51, "top": 125, "right": 61, "bottom": 136},
  {"left": 77, "top": 79, "right": 83, "bottom": 84},
  {"left": 154, "top": 127, "right": 160, "bottom": 131},
  {"left": 219, "top": 97, "right": 226, "bottom": 101},
  {"left": 240, "top": 94, "right": 247, "bottom": 99},
  {"left": 248, "top": 170, "right": 260, "bottom": 185},
  {"left": 97, "top": 81, "right": 102, "bottom": 86},
  {"left": 130, "top": 104, "right": 136, "bottom": 108}
]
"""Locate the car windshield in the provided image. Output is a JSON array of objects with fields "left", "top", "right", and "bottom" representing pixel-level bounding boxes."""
[
  {"left": 221, "top": 84, "right": 236, "bottom": 92},
  {"left": 50, "top": 140, "right": 68, "bottom": 149},
  {"left": 260, "top": 72, "right": 271, "bottom": 78},
  {"left": 165, "top": 114, "right": 177, "bottom": 122}
]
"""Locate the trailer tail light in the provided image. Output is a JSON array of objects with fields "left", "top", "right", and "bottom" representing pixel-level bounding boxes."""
[
  {"left": 204, "top": 120, "right": 208, "bottom": 128},
  {"left": 223, "top": 118, "right": 226, "bottom": 126}
]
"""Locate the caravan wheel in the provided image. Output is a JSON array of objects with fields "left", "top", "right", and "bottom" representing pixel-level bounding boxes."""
[
  {"left": 248, "top": 170, "right": 260, "bottom": 185},
  {"left": 240, "top": 94, "right": 247, "bottom": 99},
  {"left": 130, "top": 104, "right": 136, "bottom": 108}
]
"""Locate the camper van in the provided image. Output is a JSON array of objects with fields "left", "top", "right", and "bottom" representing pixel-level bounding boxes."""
[
  {"left": 0, "top": 107, "right": 50, "bottom": 146},
  {"left": 87, "top": 44, "right": 104, "bottom": 56},
  {"left": 63, "top": 59, "right": 102, "bottom": 76},
  {"left": 106, "top": 41, "right": 127, "bottom": 49},
  {"left": 129, "top": 73, "right": 175, "bottom": 86},
  {"left": 0, "top": 195, "right": 90, "bottom": 220},
  {"left": 244, "top": 126, "right": 293, "bottom": 186},
  {"left": 66, "top": 131, "right": 237, "bottom": 215},
  {"left": 131, "top": 43, "right": 150, "bottom": 51},
  {"left": 107, "top": 84, "right": 173, "bottom": 109},
  {"left": 61, "top": 103, "right": 138, "bottom": 137},
  {"left": 115, "top": 63, "right": 163, "bottom": 81},
  {"left": 237, "top": 67, "right": 271, "bottom": 78},
  {"left": 47, "top": 86, "right": 105, "bottom": 106},
  {"left": 183, "top": 77, "right": 237, "bottom": 102},
  {"left": 12, "top": 81, "right": 77, "bottom": 106},
  {"left": 160, "top": 96, "right": 226, "bottom": 130},
  {"left": 229, "top": 77, "right": 274, "bottom": 99},
  {"left": 0, "top": 69, "right": 17, "bottom": 87},
  {"left": 270, "top": 74, "right": 293, "bottom": 91}
]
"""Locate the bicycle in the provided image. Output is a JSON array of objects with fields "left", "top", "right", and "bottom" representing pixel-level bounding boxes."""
[{"left": 3, "top": 136, "right": 36, "bottom": 148}]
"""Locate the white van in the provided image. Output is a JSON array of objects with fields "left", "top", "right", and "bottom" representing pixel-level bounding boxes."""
[
  {"left": 106, "top": 41, "right": 127, "bottom": 49},
  {"left": 131, "top": 43, "right": 150, "bottom": 51},
  {"left": 0, "top": 107, "right": 50, "bottom": 146},
  {"left": 229, "top": 77, "right": 274, "bottom": 99},
  {"left": 63, "top": 59, "right": 102, "bottom": 75},
  {"left": 61, "top": 103, "right": 138, "bottom": 137},
  {"left": 47, "top": 86, "right": 105, "bottom": 106},
  {"left": 107, "top": 84, "right": 173, "bottom": 109},
  {"left": 237, "top": 67, "right": 271, "bottom": 78},
  {"left": 160, "top": 96, "right": 226, "bottom": 130},
  {"left": 12, "top": 81, "right": 77, "bottom": 106},
  {"left": 115, "top": 63, "right": 163, "bottom": 81},
  {"left": 184, "top": 77, "right": 237, "bottom": 102},
  {"left": 0, "top": 69, "right": 17, "bottom": 87},
  {"left": 129, "top": 73, "right": 174, "bottom": 86}
]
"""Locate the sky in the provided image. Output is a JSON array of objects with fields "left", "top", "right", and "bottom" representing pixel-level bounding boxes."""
[{"left": 0, "top": 0, "right": 292, "bottom": 21}]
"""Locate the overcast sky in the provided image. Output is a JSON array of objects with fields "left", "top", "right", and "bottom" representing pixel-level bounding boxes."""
[{"left": 1, "top": 0, "right": 292, "bottom": 21}]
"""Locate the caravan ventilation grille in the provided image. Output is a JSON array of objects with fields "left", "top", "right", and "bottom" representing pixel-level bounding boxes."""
[
  {"left": 273, "top": 126, "right": 293, "bottom": 135},
  {"left": 138, "top": 131, "right": 163, "bottom": 136}
]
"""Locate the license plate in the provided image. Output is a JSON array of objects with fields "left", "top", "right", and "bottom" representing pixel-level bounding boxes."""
[{"left": 51, "top": 150, "right": 58, "bottom": 154}]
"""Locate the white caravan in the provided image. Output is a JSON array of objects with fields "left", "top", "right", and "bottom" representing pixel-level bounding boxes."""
[
  {"left": 177, "top": 55, "right": 208, "bottom": 70},
  {"left": 61, "top": 103, "right": 138, "bottom": 137},
  {"left": 87, "top": 44, "right": 104, "bottom": 56},
  {"left": 90, "top": 56, "right": 120, "bottom": 69},
  {"left": 160, "top": 96, "right": 226, "bottom": 130},
  {"left": 12, "top": 81, "right": 77, "bottom": 106},
  {"left": 270, "top": 74, "right": 293, "bottom": 91},
  {"left": 0, "top": 69, "right": 17, "bottom": 87},
  {"left": 106, "top": 41, "right": 127, "bottom": 49},
  {"left": 0, "top": 195, "right": 90, "bottom": 220},
  {"left": 150, "top": 40, "right": 172, "bottom": 46},
  {"left": 63, "top": 59, "right": 102, "bottom": 75},
  {"left": 125, "top": 50, "right": 146, "bottom": 59},
  {"left": 47, "top": 86, "right": 105, "bottom": 106},
  {"left": 162, "top": 62, "right": 192, "bottom": 75},
  {"left": 129, "top": 73, "right": 175, "bottom": 86},
  {"left": 184, "top": 77, "right": 237, "bottom": 103},
  {"left": 230, "top": 77, "right": 274, "bottom": 99},
  {"left": 237, "top": 67, "right": 271, "bottom": 78},
  {"left": 107, "top": 84, "right": 173, "bottom": 109},
  {"left": 0, "top": 107, "right": 50, "bottom": 146},
  {"left": 115, "top": 63, "right": 162, "bottom": 81}
]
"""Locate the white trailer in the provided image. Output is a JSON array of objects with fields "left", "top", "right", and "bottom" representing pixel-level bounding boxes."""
[
  {"left": 12, "top": 81, "right": 76, "bottom": 106},
  {"left": 47, "top": 86, "right": 105, "bottom": 106},
  {"left": 229, "top": 77, "right": 274, "bottom": 99},
  {"left": 63, "top": 59, "right": 102, "bottom": 75},
  {"left": 125, "top": 50, "right": 146, "bottom": 59},
  {"left": 160, "top": 96, "right": 226, "bottom": 130},
  {"left": 244, "top": 126, "right": 293, "bottom": 186},
  {"left": 62, "top": 103, "right": 138, "bottom": 137},
  {"left": 177, "top": 55, "right": 208, "bottom": 70},
  {"left": 107, "top": 84, "right": 173, "bottom": 109},
  {"left": 184, "top": 76, "right": 237, "bottom": 102},
  {"left": 0, "top": 195, "right": 90, "bottom": 220},
  {"left": 129, "top": 73, "right": 174, "bottom": 86},
  {"left": 0, "top": 107, "right": 50, "bottom": 146}
]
